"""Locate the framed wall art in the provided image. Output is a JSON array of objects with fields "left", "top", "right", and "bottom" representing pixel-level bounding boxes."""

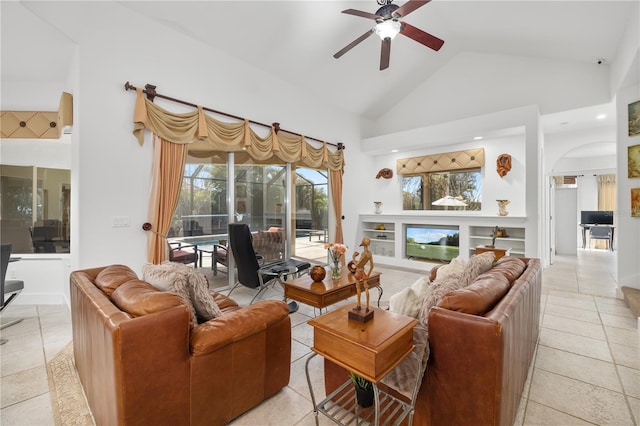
[
  {"left": 632, "top": 188, "right": 640, "bottom": 218},
  {"left": 629, "top": 100, "right": 640, "bottom": 137},
  {"left": 628, "top": 144, "right": 640, "bottom": 178}
]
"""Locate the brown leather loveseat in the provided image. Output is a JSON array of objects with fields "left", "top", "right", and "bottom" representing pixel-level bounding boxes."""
[
  {"left": 70, "top": 264, "right": 291, "bottom": 426},
  {"left": 324, "top": 257, "right": 542, "bottom": 426}
]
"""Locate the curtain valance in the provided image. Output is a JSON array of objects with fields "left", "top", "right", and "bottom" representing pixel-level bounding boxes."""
[
  {"left": 396, "top": 148, "right": 485, "bottom": 175},
  {"left": 132, "top": 89, "right": 344, "bottom": 171}
]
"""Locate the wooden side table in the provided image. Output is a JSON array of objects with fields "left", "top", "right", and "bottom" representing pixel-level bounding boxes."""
[
  {"left": 305, "top": 304, "right": 420, "bottom": 425},
  {"left": 475, "top": 245, "right": 510, "bottom": 260}
]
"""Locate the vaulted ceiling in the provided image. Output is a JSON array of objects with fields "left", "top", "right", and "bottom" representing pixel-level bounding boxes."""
[{"left": 2, "top": 1, "right": 637, "bottom": 152}]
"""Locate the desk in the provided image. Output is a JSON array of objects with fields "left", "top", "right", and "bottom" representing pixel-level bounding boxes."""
[{"left": 580, "top": 224, "right": 615, "bottom": 250}]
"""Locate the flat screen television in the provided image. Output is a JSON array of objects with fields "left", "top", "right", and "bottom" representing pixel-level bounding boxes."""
[
  {"left": 580, "top": 210, "right": 613, "bottom": 225},
  {"left": 405, "top": 225, "right": 460, "bottom": 263}
]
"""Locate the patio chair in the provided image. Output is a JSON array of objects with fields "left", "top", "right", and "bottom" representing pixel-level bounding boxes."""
[{"left": 168, "top": 241, "right": 198, "bottom": 266}]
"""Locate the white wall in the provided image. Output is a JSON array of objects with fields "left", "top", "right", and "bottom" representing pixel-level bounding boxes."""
[
  {"left": 367, "top": 52, "right": 610, "bottom": 138},
  {"left": 617, "top": 83, "right": 640, "bottom": 289},
  {"left": 3, "top": 2, "right": 364, "bottom": 304}
]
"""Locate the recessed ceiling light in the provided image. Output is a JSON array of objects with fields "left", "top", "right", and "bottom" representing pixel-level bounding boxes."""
[
  {"left": 596, "top": 114, "right": 606, "bottom": 120},
  {"left": 473, "top": 136, "right": 483, "bottom": 140},
  {"left": 391, "top": 149, "right": 398, "bottom": 153},
  {"left": 560, "top": 121, "right": 569, "bottom": 126}
]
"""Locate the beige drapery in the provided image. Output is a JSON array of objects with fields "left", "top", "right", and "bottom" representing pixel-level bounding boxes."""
[
  {"left": 133, "top": 89, "right": 344, "bottom": 171},
  {"left": 598, "top": 174, "right": 616, "bottom": 210},
  {"left": 132, "top": 88, "right": 346, "bottom": 260},
  {"left": 596, "top": 174, "right": 616, "bottom": 249},
  {"left": 147, "top": 135, "right": 188, "bottom": 264},
  {"left": 330, "top": 169, "right": 345, "bottom": 248}
]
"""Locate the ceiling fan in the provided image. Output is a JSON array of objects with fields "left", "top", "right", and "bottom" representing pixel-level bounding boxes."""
[{"left": 333, "top": 0, "right": 444, "bottom": 70}]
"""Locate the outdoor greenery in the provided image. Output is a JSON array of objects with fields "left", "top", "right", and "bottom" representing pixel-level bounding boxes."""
[{"left": 403, "top": 169, "right": 482, "bottom": 211}]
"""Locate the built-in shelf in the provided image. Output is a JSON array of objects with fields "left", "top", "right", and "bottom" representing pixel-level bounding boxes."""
[
  {"left": 362, "top": 221, "right": 395, "bottom": 257},
  {"left": 469, "top": 226, "right": 526, "bottom": 257}
]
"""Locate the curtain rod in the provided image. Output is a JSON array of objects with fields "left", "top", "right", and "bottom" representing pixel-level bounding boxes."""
[{"left": 124, "top": 82, "right": 344, "bottom": 150}]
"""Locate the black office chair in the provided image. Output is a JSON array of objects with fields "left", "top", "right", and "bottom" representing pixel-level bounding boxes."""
[
  {"left": 1, "top": 244, "right": 25, "bottom": 344},
  {"left": 589, "top": 226, "right": 613, "bottom": 251},
  {"left": 227, "top": 223, "right": 302, "bottom": 313}
]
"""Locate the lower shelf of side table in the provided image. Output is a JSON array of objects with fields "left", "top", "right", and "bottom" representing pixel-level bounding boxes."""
[{"left": 315, "top": 372, "right": 416, "bottom": 425}]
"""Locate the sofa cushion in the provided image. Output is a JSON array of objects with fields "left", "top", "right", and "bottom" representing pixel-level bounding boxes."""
[
  {"left": 489, "top": 256, "right": 527, "bottom": 285},
  {"left": 111, "top": 279, "right": 187, "bottom": 317},
  {"left": 143, "top": 263, "right": 222, "bottom": 326},
  {"left": 95, "top": 264, "right": 138, "bottom": 296},
  {"left": 437, "top": 271, "right": 510, "bottom": 315}
]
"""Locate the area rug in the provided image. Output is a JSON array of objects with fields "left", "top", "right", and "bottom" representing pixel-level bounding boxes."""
[{"left": 46, "top": 342, "right": 94, "bottom": 426}]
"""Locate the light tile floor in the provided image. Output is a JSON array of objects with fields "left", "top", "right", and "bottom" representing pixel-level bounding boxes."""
[{"left": 1, "top": 249, "right": 638, "bottom": 425}]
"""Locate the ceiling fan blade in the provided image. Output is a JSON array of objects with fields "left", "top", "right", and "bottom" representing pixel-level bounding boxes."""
[
  {"left": 400, "top": 22, "right": 444, "bottom": 51},
  {"left": 392, "top": 0, "right": 431, "bottom": 18},
  {"left": 342, "top": 8, "right": 383, "bottom": 21},
  {"left": 380, "top": 38, "right": 391, "bottom": 70},
  {"left": 334, "top": 29, "right": 375, "bottom": 59}
]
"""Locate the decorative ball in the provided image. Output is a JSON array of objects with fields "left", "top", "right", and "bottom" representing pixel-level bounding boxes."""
[{"left": 310, "top": 265, "right": 326, "bottom": 282}]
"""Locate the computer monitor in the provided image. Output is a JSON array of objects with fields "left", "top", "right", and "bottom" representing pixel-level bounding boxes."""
[{"left": 580, "top": 210, "right": 613, "bottom": 225}]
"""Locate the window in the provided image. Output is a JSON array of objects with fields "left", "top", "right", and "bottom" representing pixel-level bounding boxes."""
[
  {"left": 171, "top": 152, "right": 329, "bottom": 263},
  {"left": 0, "top": 165, "right": 71, "bottom": 253},
  {"left": 402, "top": 168, "right": 482, "bottom": 211}
]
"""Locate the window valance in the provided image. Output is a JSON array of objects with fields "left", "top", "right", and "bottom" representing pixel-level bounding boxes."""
[
  {"left": 396, "top": 148, "right": 484, "bottom": 175},
  {"left": 132, "top": 89, "right": 344, "bottom": 171}
]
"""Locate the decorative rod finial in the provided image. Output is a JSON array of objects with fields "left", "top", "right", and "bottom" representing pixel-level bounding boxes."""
[
  {"left": 124, "top": 81, "right": 134, "bottom": 91},
  {"left": 272, "top": 122, "right": 281, "bottom": 133},
  {"left": 144, "top": 84, "right": 157, "bottom": 101},
  {"left": 337, "top": 142, "right": 345, "bottom": 150}
]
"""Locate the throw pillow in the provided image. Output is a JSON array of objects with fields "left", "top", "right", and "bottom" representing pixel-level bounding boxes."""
[
  {"left": 143, "top": 263, "right": 197, "bottom": 326},
  {"left": 418, "top": 271, "right": 467, "bottom": 327},
  {"left": 389, "top": 276, "right": 431, "bottom": 318},
  {"left": 459, "top": 252, "right": 496, "bottom": 287},
  {"left": 142, "top": 262, "right": 222, "bottom": 325},
  {"left": 435, "top": 256, "right": 466, "bottom": 280}
]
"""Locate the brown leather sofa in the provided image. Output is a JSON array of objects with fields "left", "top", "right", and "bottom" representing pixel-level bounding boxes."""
[
  {"left": 324, "top": 257, "right": 542, "bottom": 426},
  {"left": 70, "top": 264, "right": 291, "bottom": 426}
]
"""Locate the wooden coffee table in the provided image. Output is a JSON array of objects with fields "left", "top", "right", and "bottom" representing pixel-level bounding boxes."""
[{"left": 283, "top": 267, "right": 382, "bottom": 310}]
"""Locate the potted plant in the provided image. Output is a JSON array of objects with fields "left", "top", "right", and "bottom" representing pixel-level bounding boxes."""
[{"left": 349, "top": 372, "right": 373, "bottom": 408}]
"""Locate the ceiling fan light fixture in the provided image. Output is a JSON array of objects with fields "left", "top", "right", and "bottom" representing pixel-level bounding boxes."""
[{"left": 375, "top": 20, "right": 401, "bottom": 40}]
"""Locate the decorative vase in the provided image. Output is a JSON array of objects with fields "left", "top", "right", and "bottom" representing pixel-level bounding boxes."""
[
  {"left": 330, "top": 259, "right": 341, "bottom": 279},
  {"left": 497, "top": 200, "right": 510, "bottom": 216},
  {"left": 374, "top": 201, "right": 382, "bottom": 214},
  {"left": 355, "top": 386, "right": 374, "bottom": 408},
  {"left": 310, "top": 265, "right": 326, "bottom": 282}
]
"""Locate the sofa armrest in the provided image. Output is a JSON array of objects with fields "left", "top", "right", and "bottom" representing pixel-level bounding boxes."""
[{"left": 190, "top": 300, "right": 289, "bottom": 355}]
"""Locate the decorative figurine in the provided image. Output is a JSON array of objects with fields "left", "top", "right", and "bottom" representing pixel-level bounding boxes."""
[
  {"left": 497, "top": 200, "right": 510, "bottom": 216},
  {"left": 349, "top": 237, "right": 375, "bottom": 322},
  {"left": 375, "top": 168, "right": 393, "bottom": 179}
]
